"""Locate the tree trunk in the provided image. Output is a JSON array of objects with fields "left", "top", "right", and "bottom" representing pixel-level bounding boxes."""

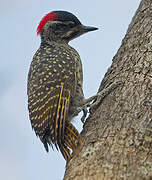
[{"left": 64, "top": 0, "right": 152, "bottom": 179}]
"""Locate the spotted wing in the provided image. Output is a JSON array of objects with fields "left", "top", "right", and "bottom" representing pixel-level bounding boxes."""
[{"left": 27, "top": 45, "right": 77, "bottom": 151}]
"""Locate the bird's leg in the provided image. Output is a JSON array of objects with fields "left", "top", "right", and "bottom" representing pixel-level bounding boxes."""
[
  {"left": 90, "top": 80, "right": 122, "bottom": 109},
  {"left": 81, "top": 105, "right": 88, "bottom": 123},
  {"left": 70, "top": 104, "right": 88, "bottom": 123},
  {"left": 70, "top": 107, "right": 82, "bottom": 117},
  {"left": 79, "top": 81, "right": 122, "bottom": 122},
  {"left": 70, "top": 81, "right": 122, "bottom": 123}
]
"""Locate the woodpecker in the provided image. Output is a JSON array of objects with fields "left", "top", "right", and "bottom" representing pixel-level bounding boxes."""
[{"left": 27, "top": 10, "right": 121, "bottom": 161}]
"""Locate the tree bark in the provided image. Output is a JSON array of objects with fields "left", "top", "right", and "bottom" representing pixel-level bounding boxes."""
[{"left": 64, "top": 0, "right": 152, "bottom": 179}]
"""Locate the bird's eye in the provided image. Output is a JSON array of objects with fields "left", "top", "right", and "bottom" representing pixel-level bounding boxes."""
[
  {"left": 67, "top": 22, "right": 75, "bottom": 28},
  {"left": 55, "top": 24, "right": 67, "bottom": 30}
]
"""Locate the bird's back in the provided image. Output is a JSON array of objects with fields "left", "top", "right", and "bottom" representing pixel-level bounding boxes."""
[{"left": 28, "top": 42, "right": 76, "bottom": 96}]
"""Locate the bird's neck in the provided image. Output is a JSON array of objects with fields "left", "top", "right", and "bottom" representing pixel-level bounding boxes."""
[
  {"left": 40, "top": 39, "right": 71, "bottom": 50},
  {"left": 40, "top": 30, "right": 69, "bottom": 45}
]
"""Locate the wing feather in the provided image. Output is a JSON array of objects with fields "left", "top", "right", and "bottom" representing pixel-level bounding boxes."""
[
  {"left": 27, "top": 44, "right": 77, "bottom": 156},
  {"left": 28, "top": 83, "right": 72, "bottom": 151}
]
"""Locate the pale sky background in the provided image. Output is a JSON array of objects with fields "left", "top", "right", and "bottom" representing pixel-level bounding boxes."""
[{"left": 1, "top": 0, "right": 141, "bottom": 180}]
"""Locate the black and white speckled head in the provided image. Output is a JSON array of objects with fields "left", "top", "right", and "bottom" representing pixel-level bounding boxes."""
[{"left": 37, "top": 10, "right": 98, "bottom": 43}]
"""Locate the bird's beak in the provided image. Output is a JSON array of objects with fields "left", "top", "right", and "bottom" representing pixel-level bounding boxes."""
[{"left": 81, "top": 25, "right": 98, "bottom": 32}]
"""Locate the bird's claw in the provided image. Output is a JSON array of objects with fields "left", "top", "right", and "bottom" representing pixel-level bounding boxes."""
[
  {"left": 71, "top": 105, "right": 88, "bottom": 123},
  {"left": 81, "top": 105, "right": 88, "bottom": 123}
]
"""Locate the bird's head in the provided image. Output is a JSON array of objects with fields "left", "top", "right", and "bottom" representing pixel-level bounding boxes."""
[{"left": 37, "top": 11, "right": 98, "bottom": 43}]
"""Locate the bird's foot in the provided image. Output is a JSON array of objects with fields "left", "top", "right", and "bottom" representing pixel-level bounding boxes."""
[
  {"left": 71, "top": 105, "right": 88, "bottom": 123},
  {"left": 81, "top": 105, "right": 88, "bottom": 123},
  {"left": 70, "top": 107, "right": 81, "bottom": 117},
  {"left": 90, "top": 80, "right": 122, "bottom": 110}
]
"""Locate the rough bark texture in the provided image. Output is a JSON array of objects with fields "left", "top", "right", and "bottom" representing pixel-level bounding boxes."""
[{"left": 64, "top": 0, "right": 152, "bottom": 179}]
